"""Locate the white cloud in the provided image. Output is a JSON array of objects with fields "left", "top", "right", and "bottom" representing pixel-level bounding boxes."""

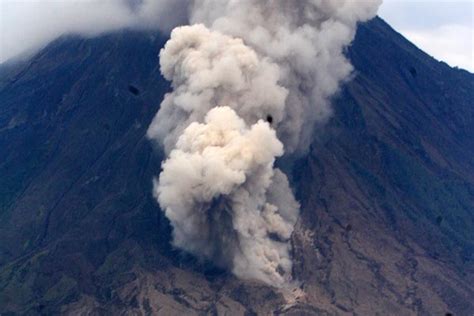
[
  {"left": 0, "top": 0, "right": 188, "bottom": 63},
  {"left": 0, "top": 1, "right": 132, "bottom": 62}
]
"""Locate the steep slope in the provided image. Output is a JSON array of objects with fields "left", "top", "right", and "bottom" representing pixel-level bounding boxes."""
[
  {"left": 0, "top": 18, "right": 473, "bottom": 315},
  {"left": 288, "top": 19, "right": 474, "bottom": 315}
]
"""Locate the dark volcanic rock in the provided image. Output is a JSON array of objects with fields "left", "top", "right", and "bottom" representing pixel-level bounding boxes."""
[{"left": 0, "top": 18, "right": 473, "bottom": 315}]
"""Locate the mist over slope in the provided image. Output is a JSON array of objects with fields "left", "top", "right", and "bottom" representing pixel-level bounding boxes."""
[{"left": 0, "top": 17, "right": 473, "bottom": 315}]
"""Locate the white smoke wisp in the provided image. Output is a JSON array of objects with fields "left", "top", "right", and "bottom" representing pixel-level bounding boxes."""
[{"left": 147, "top": 1, "right": 381, "bottom": 288}]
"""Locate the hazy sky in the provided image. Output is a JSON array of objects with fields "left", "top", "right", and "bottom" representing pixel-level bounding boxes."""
[
  {"left": 379, "top": 0, "right": 473, "bottom": 71},
  {"left": 0, "top": 0, "right": 473, "bottom": 72}
]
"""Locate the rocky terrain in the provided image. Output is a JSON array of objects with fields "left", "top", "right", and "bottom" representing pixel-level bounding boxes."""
[{"left": 0, "top": 17, "right": 473, "bottom": 315}]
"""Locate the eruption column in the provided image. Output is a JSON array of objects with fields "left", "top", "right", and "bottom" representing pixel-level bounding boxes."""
[{"left": 148, "top": 0, "right": 381, "bottom": 287}]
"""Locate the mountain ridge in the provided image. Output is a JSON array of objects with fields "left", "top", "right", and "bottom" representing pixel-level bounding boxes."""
[{"left": 0, "top": 17, "right": 473, "bottom": 315}]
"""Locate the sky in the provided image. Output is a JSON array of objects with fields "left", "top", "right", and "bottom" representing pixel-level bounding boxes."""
[
  {"left": 0, "top": 0, "right": 473, "bottom": 72},
  {"left": 379, "top": 0, "right": 473, "bottom": 71}
]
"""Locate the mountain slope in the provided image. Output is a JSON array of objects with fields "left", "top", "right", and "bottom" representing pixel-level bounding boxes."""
[{"left": 0, "top": 18, "right": 473, "bottom": 315}]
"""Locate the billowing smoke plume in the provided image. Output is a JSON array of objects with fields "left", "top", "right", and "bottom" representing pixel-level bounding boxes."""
[
  {"left": 156, "top": 106, "right": 298, "bottom": 285},
  {"left": 187, "top": 0, "right": 382, "bottom": 152},
  {"left": 148, "top": 1, "right": 381, "bottom": 287},
  {"left": 148, "top": 24, "right": 288, "bottom": 153}
]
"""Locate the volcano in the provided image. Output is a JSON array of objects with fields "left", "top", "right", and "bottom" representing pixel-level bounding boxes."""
[{"left": 0, "top": 17, "right": 473, "bottom": 315}]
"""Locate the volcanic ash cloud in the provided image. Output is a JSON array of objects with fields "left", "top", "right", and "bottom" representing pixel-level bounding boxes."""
[
  {"left": 148, "top": 24, "right": 288, "bottom": 154},
  {"left": 155, "top": 106, "right": 299, "bottom": 286},
  {"left": 147, "top": 1, "right": 381, "bottom": 287}
]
